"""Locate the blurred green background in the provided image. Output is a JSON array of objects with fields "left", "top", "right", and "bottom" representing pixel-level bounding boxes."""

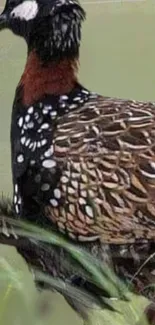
[{"left": 0, "top": 0, "right": 155, "bottom": 323}]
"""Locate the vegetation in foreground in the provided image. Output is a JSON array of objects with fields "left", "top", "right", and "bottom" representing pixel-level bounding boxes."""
[{"left": 0, "top": 210, "right": 152, "bottom": 325}]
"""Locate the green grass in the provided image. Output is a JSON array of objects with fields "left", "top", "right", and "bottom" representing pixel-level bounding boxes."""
[{"left": 0, "top": 217, "right": 151, "bottom": 325}]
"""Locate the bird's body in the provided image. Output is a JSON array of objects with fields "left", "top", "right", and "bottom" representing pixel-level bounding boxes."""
[
  {"left": 11, "top": 53, "right": 155, "bottom": 299},
  {"left": 12, "top": 63, "right": 155, "bottom": 244}
]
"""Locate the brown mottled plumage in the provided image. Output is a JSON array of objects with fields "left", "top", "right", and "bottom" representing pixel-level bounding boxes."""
[{"left": 45, "top": 96, "right": 155, "bottom": 243}]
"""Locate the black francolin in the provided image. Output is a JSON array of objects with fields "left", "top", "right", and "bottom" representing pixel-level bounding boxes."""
[{"left": 1, "top": 0, "right": 155, "bottom": 307}]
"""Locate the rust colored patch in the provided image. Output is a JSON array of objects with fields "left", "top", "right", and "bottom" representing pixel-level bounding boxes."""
[{"left": 20, "top": 50, "right": 78, "bottom": 106}]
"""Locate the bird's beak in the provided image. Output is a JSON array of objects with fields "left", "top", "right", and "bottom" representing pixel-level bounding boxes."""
[{"left": 0, "top": 12, "right": 8, "bottom": 31}]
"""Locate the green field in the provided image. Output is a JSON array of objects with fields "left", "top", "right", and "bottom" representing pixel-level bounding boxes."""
[{"left": 0, "top": 0, "right": 155, "bottom": 324}]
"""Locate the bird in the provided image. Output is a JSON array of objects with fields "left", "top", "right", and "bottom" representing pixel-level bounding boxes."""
[{"left": 1, "top": 0, "right": 155, "bottom": 317}]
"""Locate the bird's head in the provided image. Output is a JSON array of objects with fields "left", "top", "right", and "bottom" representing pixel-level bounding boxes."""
[{"left": 0, "top": 0, "right": 86, "bottom": 60}]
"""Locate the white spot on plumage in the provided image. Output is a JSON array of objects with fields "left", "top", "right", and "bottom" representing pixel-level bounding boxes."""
[
  {"left": 29, "top": 142, "right": 34, "bottom": 149},
  {"left": 43, "top": 105, "right": 52, "bottom": 115},
  {"left": 34, "top": 112, "right": 39, "bottom": 119},
  {"left": 27, "top": 121, "right": 34, "bottom": 129},
  {"left": 41, "top": 139, "right": 47, "bottom": 146},
  {"left": 150, "top": 161, "right": 155, "bottom": 170},
  {"left": 92, "top": 125, "right": 100, "bottom": 136},
  {"left": 17, "top": 154, "right": 24, "bottom": 163},
  {"left": 60, "top": 96, "right": 68, "bottom": 101},
  {"left": 118, "top": 138, "right": 147, "bottom": 150},
  {"left": 79, "top": 197, "right": 86, "bottom": 205},
  {"left": 41, "top": 183, "right": 50, "bottom": 191},
  {"left": 18, "top": 117, "right": 23, "bottom": 128},
  {"left": 140, "top": 161, "right": 155, "bottom": 179},
  {"left": 69, "top": 104, "right": 77, "bottom": 110},
  {"left": 11, "top": 0, "right": 38, "bottom": 21},
  {"left": 62, "top": 23, "right": 68, "bottom": 33},
  {"left": 50, "top": 111, "right": 57, "bottom": 117},
  {"left": 41, "top": 123, "right": 50, "bottom": 130},
  {"left": 43, "top": 109, "right": 48, "bottom": 115},
  {"left": 31, "top": 142, "right": 37, "bottom": 151},
  {"left": 61, "top": 176, "right": 68, "bottom": 184},
  {"left": 71, "top": 180, "right": 78, "bottom": 189},
  {"left": 23, "top": 124, "right": 27, "bottom": 130},
  {"left": 44, "top": 146, "right": 54, "bottom": 157},
  {"left": 85, "top": 205, "right": 94, "bottom": 218},
  {"left": 15, "top": 184, "right": 18, "bottom": 194},
  {"left": 21, "top": 136, "right": 26, "bottom": 145},
  {"left": 81, "top": 89, "right": 89, "bottom": 95},
  {"left": 18, "top": 197, "right": 21, "bottom": 204},
  {"left": 94, "top": 107, "right": 100, "bottom": 115},
  {"left": 25, "top": 114, "right": 30, "bottom": 122},
  {"left": 15, "top": 204, "right": 19, "bottom": 214},
  {"left": 25, "top": 138, "right": 31, "bottom": 146},
  {"left": 140, "top": 169, "right": 155, "bottom": 179},
  {"left": 44, "top": 105, "right": 52, "bottom": 110},
  {"left": 81, "top": 190, "right": 87, "bottom": 197},
  {"left": 42, "top": 159, "right": 56, "bottom": 168},
  {"left": 59, "top": 103, "right": 66, "bottom": 108},
  {"left": 54, "top": 188, "right": 61, "bottom": 199},
  {"left": 14, "top": 195, "right": 17, "bottom": 204},
  {"left": 50, "top": 198, "right": 58, "bottom": 207},
  {"left": 73, "top": 96, "right": 81, "bottom": 102},
  {"left": 30, "top": 160, "right": 35, "bottom": 165},
  {"left": 68, "top": 187, "right": 75, "bottom": 194},
  {"left": 28, "top": 106, "right": 34, "bottom": 114}
]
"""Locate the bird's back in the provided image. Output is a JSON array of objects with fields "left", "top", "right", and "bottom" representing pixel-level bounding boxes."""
[{"left": 32, "top": 91, "right": 155, "bottom": 243}]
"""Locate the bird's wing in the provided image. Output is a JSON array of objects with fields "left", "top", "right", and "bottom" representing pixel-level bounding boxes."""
[{"left": 45, "top": 95, "right": 155, "bottom": 243}]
